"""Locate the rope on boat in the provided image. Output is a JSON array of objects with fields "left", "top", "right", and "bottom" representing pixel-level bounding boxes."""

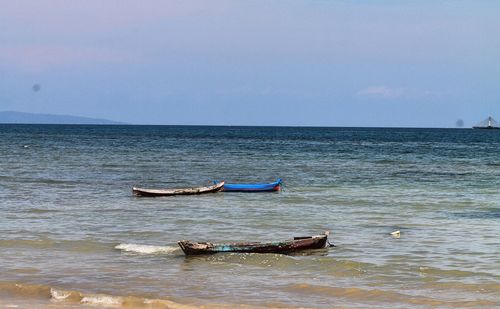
[{"left": 280, "top": 181, "right": 287, "bottom": 192}]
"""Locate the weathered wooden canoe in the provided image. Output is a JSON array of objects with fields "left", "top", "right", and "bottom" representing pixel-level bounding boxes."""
[
  {"left": 178, "top": 231, "right": 329, "bottom": 255},
  {"left": 132, "top": 181, "right": 224, "bottom": 197},
  {"left": 222, "top": 179, "right": 282, "bottom": 192}
]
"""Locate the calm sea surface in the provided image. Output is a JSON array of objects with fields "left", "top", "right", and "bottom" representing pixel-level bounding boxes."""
[{"left": 0, "top": 124, "right": 499, "bottom": 308}]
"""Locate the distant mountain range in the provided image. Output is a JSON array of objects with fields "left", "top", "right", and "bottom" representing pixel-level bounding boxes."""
[{"left": 0, "top": 111, "right": 125, "bottom": 125}]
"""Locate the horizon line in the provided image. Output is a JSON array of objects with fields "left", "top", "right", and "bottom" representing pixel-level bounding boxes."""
[{"left": 0, "top": 122, "right": 473, "bottom": 129}]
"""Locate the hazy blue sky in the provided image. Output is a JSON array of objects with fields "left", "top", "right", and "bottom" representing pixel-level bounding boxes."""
[{"left": 1, "top": 0, "right": 499, "bottom": 127}]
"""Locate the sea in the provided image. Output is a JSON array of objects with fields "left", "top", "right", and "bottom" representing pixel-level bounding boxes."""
[{"left": 0, "top": 124, "right": 499, "bottom": 308}]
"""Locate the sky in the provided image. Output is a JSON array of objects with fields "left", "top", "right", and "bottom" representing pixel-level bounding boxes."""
[{"left": 0, "top": 0, "right": 499, "bottom": 127}]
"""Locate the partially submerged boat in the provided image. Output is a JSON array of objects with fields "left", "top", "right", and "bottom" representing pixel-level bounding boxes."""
[
  {"left": 132, "top": 181, "right": 224, "bottom": 197},
  {"left": 178, "top": 231, "right": 329, "bottom": 255},
  {"left": 222, "top": 178, "right": 282, "bottom": 192}
]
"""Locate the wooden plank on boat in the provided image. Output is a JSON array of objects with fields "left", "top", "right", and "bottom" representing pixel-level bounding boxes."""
[
  {"left": 177, "top": 231, "right": 330, "bottom": 255},
  {"left": 132, "top": 181, "right": 224, "bottom": 197}
]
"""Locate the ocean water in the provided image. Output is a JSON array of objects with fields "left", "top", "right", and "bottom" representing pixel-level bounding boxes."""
[{"left": 0, "top": 124, "right": 499, "bottom": 308}]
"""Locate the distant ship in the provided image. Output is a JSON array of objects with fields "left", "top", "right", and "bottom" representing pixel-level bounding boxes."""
[{"left": 473, "top": 116, "right": 500, "bottom": 129}]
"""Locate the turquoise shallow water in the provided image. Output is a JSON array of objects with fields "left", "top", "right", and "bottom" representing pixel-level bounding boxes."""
[{"left": 0, "top": 124, "right": 499, "bottom": 308}]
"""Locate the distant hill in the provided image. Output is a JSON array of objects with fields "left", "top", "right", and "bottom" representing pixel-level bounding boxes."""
[{"left": 0, "top": 111, "right": 125, "bottom": 125}]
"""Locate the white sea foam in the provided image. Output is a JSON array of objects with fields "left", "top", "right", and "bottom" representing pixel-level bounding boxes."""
[
  {"left": 50, "top": 288, "right": 71, "bottom": 300},
  {"left": 115, "top": 243, "right": 179, "bottom": 254},
  {"left": 81, "top": 295, "right": 122, "bottom": 306}
]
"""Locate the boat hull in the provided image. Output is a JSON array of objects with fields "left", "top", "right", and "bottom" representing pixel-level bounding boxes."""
[
  {"left": 132, "top": 182, "right": 224, "bottom": 197},
  {"left": 222, "top": 179, "right": 282, "bottom": 192},
  {"left": 178, "top": 232, "right": 329, "bottom": 255}
]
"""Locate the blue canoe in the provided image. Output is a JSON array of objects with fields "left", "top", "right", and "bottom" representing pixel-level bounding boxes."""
[{"left": 222, "top": 179, "right": 282, "bottom": 192}]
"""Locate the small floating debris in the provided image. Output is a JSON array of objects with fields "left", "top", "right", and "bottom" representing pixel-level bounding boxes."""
[
  {"left": 23, "top": 145, "right": 30, "bottom": 148},
  {"left": 390, "top": 230, "right": 401, "bottom": 238}
]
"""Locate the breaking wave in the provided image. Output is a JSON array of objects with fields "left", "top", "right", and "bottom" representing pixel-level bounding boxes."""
[
  {"left": 0, "top": 281, "right": 198, "bottom": 308},
  {"left": 114, "top": 243, "right": 179, "bottom": 254}
]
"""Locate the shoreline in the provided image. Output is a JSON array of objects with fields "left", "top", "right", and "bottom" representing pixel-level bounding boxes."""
[{"left": 1, "top": 279, "right": 498, "bottom": 309}]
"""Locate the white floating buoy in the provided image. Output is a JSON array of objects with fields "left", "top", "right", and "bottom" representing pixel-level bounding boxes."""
[{"left": 390, "top": 230, "right": 401, "bottom": 238}]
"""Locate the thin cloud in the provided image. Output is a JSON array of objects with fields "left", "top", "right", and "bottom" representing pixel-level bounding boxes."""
[
  {"left": 356, "top": 86, "right": 407, "bottom": 98},
  {"left": 356, "top": 86, "right": 451, "bottom": 99}
]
